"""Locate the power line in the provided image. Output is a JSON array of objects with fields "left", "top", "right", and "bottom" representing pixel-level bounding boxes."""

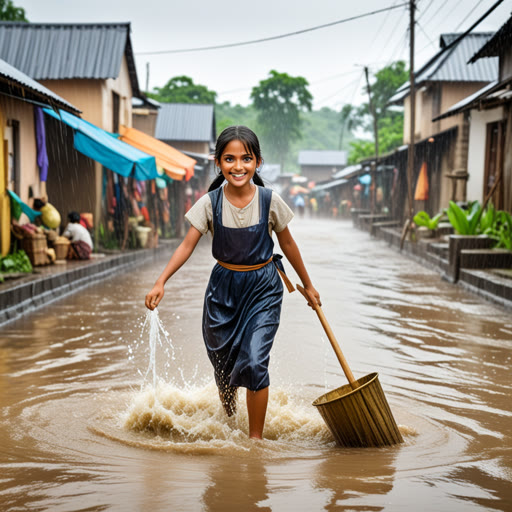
[
  {"left": 216, "top": 69, "right": 361, "bottom": 98},
  {"left": 136, "top": 3, "right": 409, "bottom": 56},
  {"left": 454, "top": 0, "right": 486, "bottom": 31},
  {"left": 314, "top": 72, "right": 365, "bottom": 108}
]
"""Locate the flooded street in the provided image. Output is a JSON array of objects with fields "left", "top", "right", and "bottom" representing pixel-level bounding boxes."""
[{"left": 1, "top": 218, "right": 511, "bottom": 511}]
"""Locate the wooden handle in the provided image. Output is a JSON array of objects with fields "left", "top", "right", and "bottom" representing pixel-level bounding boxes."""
[{"left": 297, "top": 284, "right": 357, "bottom": 388}]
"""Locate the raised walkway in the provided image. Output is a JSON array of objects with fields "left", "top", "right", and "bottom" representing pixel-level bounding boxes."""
[
  {"left": 351, "top": 210, "right": 512, "bottom": 310},
  {"left": 0, "top": 239, "right": 178, "bottom": 327}
]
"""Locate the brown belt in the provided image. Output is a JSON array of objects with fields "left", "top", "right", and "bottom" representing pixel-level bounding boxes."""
[{"left": 217, "top": 257, "right": 295, "bottom": 293}]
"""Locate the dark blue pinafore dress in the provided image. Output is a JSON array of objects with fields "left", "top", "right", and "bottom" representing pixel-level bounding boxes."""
[{"left": 202, "top": 186, "right": 284, "bottom": 393}]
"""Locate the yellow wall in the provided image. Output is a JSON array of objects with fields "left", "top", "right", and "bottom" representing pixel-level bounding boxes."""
[
  {"left": 0, "top": 96, "right": 39, "bottom": 205},
  {"left": 0, "top": 107, "right": 9, "bottom": 256}
]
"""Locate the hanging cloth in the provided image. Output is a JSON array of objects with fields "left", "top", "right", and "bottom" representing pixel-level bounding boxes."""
[
  {"left": 34, "top": 107, "right": 49, "bottom": 182},
  {"left": 414, "top": 162, "right": 429, "bottom": 201}
]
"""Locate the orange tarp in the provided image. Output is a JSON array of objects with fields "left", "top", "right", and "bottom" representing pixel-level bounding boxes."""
[
  {"left": 119, "top": 126, "right": 195, "bottom": 181},
  {"left": 414, "top": 162, "right": 429, "bottom": 201}
]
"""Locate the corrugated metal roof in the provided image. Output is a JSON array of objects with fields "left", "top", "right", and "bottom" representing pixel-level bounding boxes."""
[
  {"left": 389, "top": 32, "right": 498, "bottom": 104},
  {"left": 0, "top": 22, "right": 139, "bottom": 95},
  {"left": 298, "top": 150, "right": 347, "bottom": 166},
  {"left": 469, "top": 16, "right": 512, "bottom": 62},
  {"left": 155, "top": 103, "right": 216, "bottom": 143},
  {"left": 430, "top": 33, "right": 497, "bottom": 81},
  {"left": 0, "top": 57, "right": 79, "bottom": 112}
]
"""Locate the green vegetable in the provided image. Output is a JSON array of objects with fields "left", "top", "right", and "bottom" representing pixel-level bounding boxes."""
[{"left": 0, "top": 249, "right": 33, "bottom": 274}]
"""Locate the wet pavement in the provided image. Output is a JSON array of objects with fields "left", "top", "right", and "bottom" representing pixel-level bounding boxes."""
[{"left": 0, "top": 218, "right": 511, "bottom": 511}]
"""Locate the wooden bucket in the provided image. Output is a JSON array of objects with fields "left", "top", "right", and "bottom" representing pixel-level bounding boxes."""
[
  {"left": 297, "top": 285, "right": 403, "bottom": 448},
  {"left": 313, "top": 372, "right": 403, "bottom": 447}
]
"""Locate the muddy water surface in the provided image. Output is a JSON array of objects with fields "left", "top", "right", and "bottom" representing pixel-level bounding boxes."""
[{"left": 1, "top": 219, "right": 511, "bottom": 511}]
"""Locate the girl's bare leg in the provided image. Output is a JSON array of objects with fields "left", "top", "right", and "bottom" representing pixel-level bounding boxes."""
[{"left": 246, "top": 387, "right": 269, "bottom": 439}]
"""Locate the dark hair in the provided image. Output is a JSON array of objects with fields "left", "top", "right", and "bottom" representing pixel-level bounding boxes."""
[
  {"left": 33, "top": 198, "right": 46, "bottom": 210},
  {"left": 68, "top": 211, "right": 81, "bottom": 223},
  {"left": 208, "top": 126, "right": 265, "bottom": 191}
]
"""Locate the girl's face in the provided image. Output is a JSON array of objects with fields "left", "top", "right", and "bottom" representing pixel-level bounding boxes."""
[{"left": 216, "top": 140, "right": 261, "bottom": 190}]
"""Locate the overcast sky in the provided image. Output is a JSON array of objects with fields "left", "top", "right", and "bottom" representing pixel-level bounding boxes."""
[{"left": 18, "top": 0, "right": 511, "bottom": 110}]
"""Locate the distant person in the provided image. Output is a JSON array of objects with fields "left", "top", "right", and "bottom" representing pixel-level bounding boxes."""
[
  {"left": 309, "top": 196, "right": 318, "bottom": 216},
  {"left": 145, "top": 125, "right": 320, "bottom": 440},
  {"left": 63, "top": 211, "right": 93, "bottom": 260},
  {"left": 294, "top": 194, "right": 305, "bottom": 217}
]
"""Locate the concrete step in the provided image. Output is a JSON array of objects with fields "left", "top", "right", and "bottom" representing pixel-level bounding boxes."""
[{"left": 459, "top": 249, "right": 512, "bottom": 270}]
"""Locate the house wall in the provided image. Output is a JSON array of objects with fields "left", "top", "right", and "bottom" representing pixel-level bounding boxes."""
[
  {"left": 168, "top": 140, "right": 211, "bottom": 155},
  {"left": 103, "top": 57, "right": 133, "bottom": 132},
  {"left": 39, "top": 79, "right": 103, "bottom": 126},
  {"left": 300, "top": 165, "right": 338, "bottom": 182},
  {"left": 133, "top": 109, "right": 158, "bottom": 136},
  {"left": 45, "top": 115, "right": 96, "bottom": 225},
  {"left": 41, "top": 55, "right": 135, "bottom": 235},
  {"left": 0, "top": 96, "right": 39, "bottom": 208},
  {"left": 466, "top": 107, "right": 504, "bottom": 203},
  {"left": 404, "top": 82, "right": 489, "bottom": 143}
]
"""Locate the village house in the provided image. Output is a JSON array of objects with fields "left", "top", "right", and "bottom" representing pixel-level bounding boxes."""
[
  {"left": 433, "top": 16, "right": 512, "bottom": 214},
  {"left": 388, "top": 32, "right": 498, "bottom": 218},
  {"left": 0, "top": 22, "right": 141, "bottom": 235},
  {"left": 297, "top": 150, "right": 347, "bottom": 183},
  {"left": 0, "top": 57, "right": 80, "bottom": 256}
]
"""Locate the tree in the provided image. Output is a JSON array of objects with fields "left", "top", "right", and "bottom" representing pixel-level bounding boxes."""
[
  {"left": 0, "top": 0, "right": 27, "bottom": 21},
  {"left": 348, "top": 61, "right": 408, "bottom": 163},
  {"left": 338, "top": 104, "right": 360, "bottom": 150},
  {"left": 250, "top": 70, "right": 312, "bottom": 169},
  {"left": 148, "top": 75, "right": 216, "bottom": 104}
]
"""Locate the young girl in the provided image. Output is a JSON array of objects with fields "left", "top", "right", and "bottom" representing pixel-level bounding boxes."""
[{"left": 145, "top": 126, "right": 320, "bottom": 440}]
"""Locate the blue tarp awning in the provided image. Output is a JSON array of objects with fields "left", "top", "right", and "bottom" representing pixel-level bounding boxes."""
[{"left": 43, "top": 108, "right": 158, "bottom": 181}]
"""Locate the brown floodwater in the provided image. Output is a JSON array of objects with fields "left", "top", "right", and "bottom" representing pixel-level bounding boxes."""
[{"left": 1, "top": 218, "right": 511, "bottom": 511}]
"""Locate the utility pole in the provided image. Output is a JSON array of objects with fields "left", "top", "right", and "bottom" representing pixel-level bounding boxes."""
[
  {"left": 401, "top": 0, "right": 416, "bottom": 249},
  {"left": 364, "top": 66, "right": 379, "bottom": 215},
  {"left": 145, "top": 62, "right": 150, "bottom": 93}
]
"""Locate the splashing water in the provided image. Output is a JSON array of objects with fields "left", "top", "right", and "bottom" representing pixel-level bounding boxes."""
[{"left": 141, "top": 308, "right": 175, "bottom": 389}]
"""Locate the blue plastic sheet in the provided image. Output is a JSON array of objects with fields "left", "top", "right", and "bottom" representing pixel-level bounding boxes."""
[
  {"left": 7, "top": 189, "right": 41, "bottom": 223},
  {"left": 43, "top": 108, "right": 158, "bottom": 181}
]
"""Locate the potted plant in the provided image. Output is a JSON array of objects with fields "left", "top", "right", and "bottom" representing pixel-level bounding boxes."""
[{"left": 413, "top": 210, "right": 443, "bottom": 239}]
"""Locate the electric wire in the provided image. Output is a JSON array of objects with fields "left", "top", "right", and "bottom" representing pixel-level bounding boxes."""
[
  {"left": 136, "top": 3, "right": 409, "bottom": 55},
  {"left": 453, "top": 0, "right": 487, "bottom": 32}
]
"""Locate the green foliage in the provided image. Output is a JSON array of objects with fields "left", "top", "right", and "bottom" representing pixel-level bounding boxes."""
[
  {"left": 250, "top": 70, "right": 312, "bottom": 168},
  {"left": 0, "top": 249, "right": 32, "bottom": 279},
  {"left": 0, "top": 0, "right": 27, "bottom": 21},
  {"left": 347, "top": 61, "right": 408, "bottom": 162},
  {"left": 413, "top": 211, "right": 443, "bottom": 230},
  {"left": 148, "top": 76, "right": 216, "bottom": 104},
  {"left": 446, "top": 201, "right": 482, "bottom": 235},
  {"left": 347, "top": 139, "right": 375, "bottom": 164},
  {"left": 445, "top": 201, "right": 511, "bottom": 249},
  {"left": 215, "top": 102, "right": 258, "bottom": 133},
  {"left": 479, "top": 205, "right": 512, "bottom": 250}
]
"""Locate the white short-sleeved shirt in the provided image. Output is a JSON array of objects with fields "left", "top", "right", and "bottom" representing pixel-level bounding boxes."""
[
  {"left": 62, "top": 222, "right": 93, "bottom": 249},
  {"left": 185, "top": 186, "right": 294, "bottom": 237}
]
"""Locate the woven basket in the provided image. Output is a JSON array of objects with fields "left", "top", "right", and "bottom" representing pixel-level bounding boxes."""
[
  {"left": 54, "top": 240, "right": 70, "bottom": 260},
  {"left": 21, "top": 234, "right": 49, "bottom": 266}
]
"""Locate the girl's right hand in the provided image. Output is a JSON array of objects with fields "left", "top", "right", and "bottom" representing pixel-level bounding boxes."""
[{"left": 145, "top": 283, "right": 164, "bottom": 310}]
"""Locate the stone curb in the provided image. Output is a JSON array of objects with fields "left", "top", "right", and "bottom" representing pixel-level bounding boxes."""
[
  {"left": 363, "top": 224, "right": 512, "bottom": 310},
  {"left": 0, "top": 240, "right": 178, "bottom": 327}
]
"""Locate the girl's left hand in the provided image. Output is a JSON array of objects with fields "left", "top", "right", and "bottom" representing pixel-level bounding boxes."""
[{"left": 304, "top": 284, "right": 321, "bottom": 308}]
